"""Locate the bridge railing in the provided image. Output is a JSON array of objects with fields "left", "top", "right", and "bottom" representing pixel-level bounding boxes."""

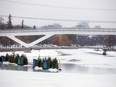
[{"left": 0, "top": 28, "right": 116, "bottom": 33}]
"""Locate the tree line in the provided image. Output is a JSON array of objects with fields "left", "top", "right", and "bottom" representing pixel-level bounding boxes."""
[{"left": 0, "top": 14, "right": 36, "bottom": 29}]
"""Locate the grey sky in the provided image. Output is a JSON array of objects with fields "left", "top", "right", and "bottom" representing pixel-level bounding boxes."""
[{"left": 0, "top": 0, "right": 116, "bottom": 28}]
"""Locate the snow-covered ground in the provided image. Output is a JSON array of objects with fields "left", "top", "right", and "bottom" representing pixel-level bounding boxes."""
[
  {"left": 0, "top": 70, "right": 116, "bottom": 87},
  {"left": 57, "top": 49, "right": 116, "bottom": 69},
  {"left": 1, "top": 49, "right": 116, "bottom": 69},
  {"left": 0, "top": 48, "right": 116, "bottom": 87}
]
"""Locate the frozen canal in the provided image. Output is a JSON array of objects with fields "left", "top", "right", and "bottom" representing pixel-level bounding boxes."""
[
  {"left": 0, "top": 48, "right": 116, "bottom": 87},
  {"left": 1, "top": 48, "right": 116, "bottom": 74},
  {"left": 0, "top": 62, "right": 116, "bottom": 74}
]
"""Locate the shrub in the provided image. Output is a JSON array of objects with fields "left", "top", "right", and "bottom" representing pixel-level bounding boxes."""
[
  {"left": 52, "top": 58, "right": 58, "bottom": 69},
  {"left": 103, "top": 49, "right": 107, "bottom": 55},
  {"left": 38, "top": 57, "right": 42, "bottom": 67},
  {"left": 6, "top": 53, "right": 9, "bottom": 61},
  {"left": 42, "top": 58, "right": 45, "bottom": 69},
  {"left": 5, "top": 53, "right": 28, "bottom": 65},
  {"left": 15, "top": 54, "right": 20, "bottom": 64},
  {"left": 21, "top": 55, "right": 28, "bottom": 65},
  {"left": 8, "top": 55, "right": 15, "bottom": 63},
  {"left": 47, "top": 57, "right": 52, "bottom": 69}
]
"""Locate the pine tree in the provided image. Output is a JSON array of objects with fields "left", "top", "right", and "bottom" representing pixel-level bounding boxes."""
[
  {"left": 0, "top": 17, "right": 4, "bottom": 29},
  {"left": 41, "top": 59, "right": 44, "bottom": 69},
  {"left": 33, "top": 25, "right": 36, "bottom": 29},
  {"left": 22, "top": 55, "right": 28, "bottom": 65},
  {"left": 38, "top": 57, "right": 42, "bottom": 67},
  {"left": 52, "top": 58, "right": 58, "bottom": 69},
  {"left": 6, "top": 53, "right": 9, "bottom": 61},
  {"left": 15, "top": 54, "right": 20, "bottom": 64},
  {"left": 8, "top": 55, "right": 15, "bottom": 63},
  {"left": 21, "top": 20, "right": 24, "bottom": 29},
  {"left": 47, "top": 57, "right": 52, "bottom": 69},
  {"left": 42, "top": 58, "right": 47, "bottom": 69},
  {"left": 7, "top": 14, "right": 13, "bottom": 29}
]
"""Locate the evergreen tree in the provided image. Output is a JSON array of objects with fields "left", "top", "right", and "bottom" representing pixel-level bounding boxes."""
[
  {"left": 22, "top": 55, "right": 28, "bottom": 65},
  {"left": 8, "top": 55, "right": 15, "bottom": 63},
  {"left": 47, "top": 57, "right": 52, "bottom": 69},
  {"left": 41, "top": 59, "right": 44, "bottom": 69},
  {"left": 7, "top": 14, "right": 13, "bottom": 29},
  {"left": 33, "top": 25, "right": 36, "bottom": 29},
  {"left": 0, "top": 17, "right": 4, "bottom": 29},
  {"left": 21, "top": 20, "right": 24, "bottom": 29},
  {"left": 15, "top": 54, "right": 20, "bottom": 64},
  {"left": 42, "top": 58, "right": 47, "bottom": 69},
  {"left": 6, "top": 53, "right": 9, "bottom": 61},
  {"left": 52, "top": 58, "right": 58, "bottom": 69},
  {"left": 38, "top": 57, "right": 42, "bottom": 67}
]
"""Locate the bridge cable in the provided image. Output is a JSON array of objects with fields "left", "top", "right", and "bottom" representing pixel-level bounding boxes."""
[
  {"left": 0, "top": 15, "right": 116, "bottom": 23},
  {"left": 0, "top": 0, "right": 116, "bottom": 11}
]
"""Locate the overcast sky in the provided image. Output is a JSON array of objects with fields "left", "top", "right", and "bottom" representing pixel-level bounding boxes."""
[{"left": 0, "top": 0, "right": 116, "bottom": 28}]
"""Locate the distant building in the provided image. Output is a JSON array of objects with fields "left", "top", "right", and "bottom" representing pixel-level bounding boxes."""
[
  {"left": 95, "top": 26, "right": 101, "bottom": 28},
  {"left": 41, "top": 23, "right": 62, "bottom": 29},
  {"left": 75, "top": 22, "right": 90, "bottom": 28}
]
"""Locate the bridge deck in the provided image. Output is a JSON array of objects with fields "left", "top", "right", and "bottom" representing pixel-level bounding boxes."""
[
  {"left": 0, "top": 28, "right": 116, "bottom": 47},
  {"left": 0, "top": 28, "right": 116, "bottom": 36}
]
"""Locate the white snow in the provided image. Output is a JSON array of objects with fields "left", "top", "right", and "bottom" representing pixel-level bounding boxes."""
[
  {"left": 34, "top": 66, "right": 42, "bottom": 70},
  {"left": 0, "top": 70, "right": 116, "bottom": 87},
  {"left": 0, "top": 48, "right": 116, "bottom": 87},
  {"left": 0, "top": 48, "right": 116, "bottom": 68},
  {"left": 57, "top": 49, "right": 116, "bottom": 69}
]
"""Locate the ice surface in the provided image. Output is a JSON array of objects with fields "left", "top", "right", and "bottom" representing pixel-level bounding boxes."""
[
  {"left": 0, "top": 49, "right": 116, "bottom": 87},
  {"left": 0, "top": 70, "right": 116, "bottom": 87},
  {"left": 0, "top": 49, "right": 116, "bottom": 68}
]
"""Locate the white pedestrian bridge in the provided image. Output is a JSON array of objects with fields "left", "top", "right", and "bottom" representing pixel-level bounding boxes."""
[{"left": 0, "top": 28, "right": 116, "bottom": 47}]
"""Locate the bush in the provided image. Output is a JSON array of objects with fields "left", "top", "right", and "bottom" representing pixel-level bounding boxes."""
[
  {"left": 38, "top": 57, "right": 42, "bottom": 67},
  {"left": 47, "top": 57, "right": 52, "bottom": 69},
  {"left": 21, "top": 55, "right": 28, "bottom": 65},
  {"left": 42, "top": 58, "right": 46, "bottom": 69},
  {"left": 6, "top": 53, "right": 9, "bottom": 61},
  {"left": 103, "top": 49, "right": 107, "bottom": 55},
  {"left": 15, "top": 54, "right": 20, "bottom": 64},
  {"left": 4, "top": 53, "right": 28, "bottom": 65},
  {"left": 52, "top": 58, "right": 58, "bottom": 69},
  {"left": 39, "top": 57, "right": 59, "bottom": 69},
  {"left": 8, "top": 55, "right": 15, "bottom": 63}
]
